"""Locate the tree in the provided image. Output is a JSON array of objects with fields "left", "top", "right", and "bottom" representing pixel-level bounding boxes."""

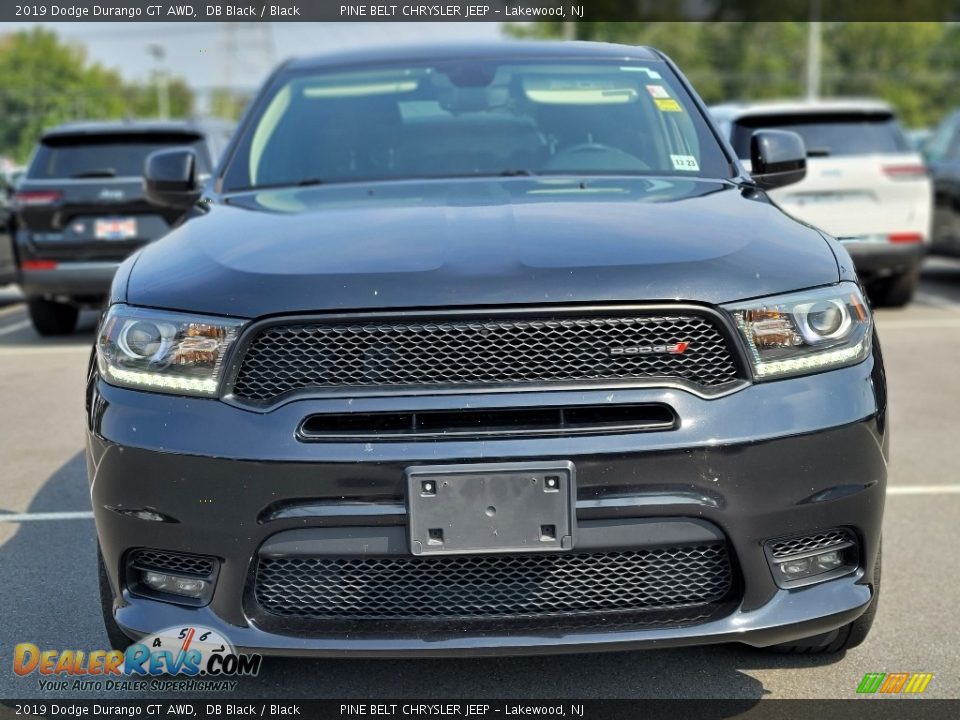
[
  {"left": 0, "top": 28, "right": 195, "bottom": 163},
  {"left": 507, "top": 21, "right": 960, "bottom": 128}
]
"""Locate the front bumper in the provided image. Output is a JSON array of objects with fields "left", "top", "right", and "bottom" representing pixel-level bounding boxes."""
[{"left": 86, "top": 357, "right": 887, "bottom": 656}]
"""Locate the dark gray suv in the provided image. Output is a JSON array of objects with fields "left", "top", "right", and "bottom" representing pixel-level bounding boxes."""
[
  {"left": 12, "top": 119, "right": 233, "bottom": 335},
  {"left": 88, "top": 42, "right": 886, "bottom": 657}
]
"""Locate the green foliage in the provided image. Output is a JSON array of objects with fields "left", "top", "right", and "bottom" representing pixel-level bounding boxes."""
[
  {"left": 0, "top": 28, "right": 194, "bottom": 163},
  {"left": 507, "top": 21, "right": 960, "bottom": 128}
]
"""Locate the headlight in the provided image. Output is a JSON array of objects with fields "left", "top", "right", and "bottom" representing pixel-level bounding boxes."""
[
  {"left": 96, "top": 305, "right": 245, "bottom": 396},
  {"left": 724, "top": 283, "right": 871, "bottom": 380}
]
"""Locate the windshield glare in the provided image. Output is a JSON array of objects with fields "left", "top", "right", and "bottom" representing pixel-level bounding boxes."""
[{"left": 222, "top": 60, "right": 732, "bottom": 191}]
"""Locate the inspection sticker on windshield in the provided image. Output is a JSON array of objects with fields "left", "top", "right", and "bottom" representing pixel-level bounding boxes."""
[
  {"left": 646, "top": 85, "right": 671, "bottom": 99},
  {"left": 655, "top": 98, "right": 683, "bottom": 113},
  {"left": 671, "top": 155, "right": 700, "bottom": 171}
]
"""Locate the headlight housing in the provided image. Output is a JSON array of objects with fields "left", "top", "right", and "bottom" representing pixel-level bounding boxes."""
[
  {"left": 96, "top": 305, "right": 245, "bottom": 396},
  {"left": 724, "top": 283, "right": 871, "bottom": 380}
]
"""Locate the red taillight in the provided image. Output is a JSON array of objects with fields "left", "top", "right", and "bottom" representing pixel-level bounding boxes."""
[
  {"left": 20, "top": 260, "right": 58, "bottom": 271},
  {"left": 883, "top": 165, "right": 927, "bottom": 180},
  {"left": 13, "top": 190, "right": 62, "bottom": 206},
  {"left": 889, "top": 232, "right": 924, "bottom": 244}
]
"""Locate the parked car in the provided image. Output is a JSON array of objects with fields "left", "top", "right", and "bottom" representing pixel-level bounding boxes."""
[
  {"left": 11, "top": 119, "right": 234, "bottom": 335},
  {"left": 90, "top": 42, "right": 885, "bottom": 658},
  {"left": 922, "top": 109, "right": 960, "bottom": 257},
  {"left": 712, "top": 99, "right": 931, "bottom": 306},
  {"left": 0, "top": 175, "right": 15, "bottom": 286}
]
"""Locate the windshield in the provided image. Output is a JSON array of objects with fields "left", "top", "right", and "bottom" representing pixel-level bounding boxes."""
[
  {"left": 730, "top": 113, "right": 911, "bottom": 158},
  {"left": 28, "top": 134, "right": 209, "bottom": 179},
  {"left": 221, "top": 59, "right": 732, "bottom": 191}
]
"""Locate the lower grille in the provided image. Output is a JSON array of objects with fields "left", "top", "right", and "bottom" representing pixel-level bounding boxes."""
[
  {"left": 768, "top": 529, "right": 855, "bottom": 559},
  {"left": 254, "top": 544, "right": 733, "bottom": 622},
  {"left": 128, "top": 549, "right": 216, "bottom": 577}
]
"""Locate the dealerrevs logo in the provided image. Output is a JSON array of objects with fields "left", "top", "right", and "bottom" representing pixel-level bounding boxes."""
[
  {"left": 610, "top": 341, "right": 689, "bottom": 356},
  {"left": 13, "top": 626, "right": 261, "bottom": 690}
]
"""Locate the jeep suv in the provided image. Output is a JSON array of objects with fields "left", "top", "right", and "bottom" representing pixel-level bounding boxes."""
[
  {"left": 13, "top": 119, "right": 233, "bottom": 335},
  {"left": 89, "top": 43, "right": 886, "bottom": 657}
]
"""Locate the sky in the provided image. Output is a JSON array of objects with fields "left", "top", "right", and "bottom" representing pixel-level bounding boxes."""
[{"left": 5, "top": 22, "right": 506, "bottom": 91}]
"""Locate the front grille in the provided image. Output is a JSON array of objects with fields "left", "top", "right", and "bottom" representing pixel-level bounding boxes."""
[
  {"left": 230, "top": 311, "right": 740, "bottom": 403},
  {"left": 768, "top": 529, "right": 855, "bottom": 559},
  {"left": 254, "top": 544, "right": 733, "bottom": 621},
  {"left": 128, "top": 549, "right": 216, "bottom": 577}
]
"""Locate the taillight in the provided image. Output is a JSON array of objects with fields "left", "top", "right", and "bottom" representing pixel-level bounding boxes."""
[
  {"left": 13, "top": 190, "right": 62, "bottom": 206},
  {"left": 883, "top": 165, "right": 927, "bottom": 181},
  {"left": 889, "top": 232, "right": 924, "bottom": 244},
  {"left": 20, "top": 260, "right": 58, "bottom": 271}
]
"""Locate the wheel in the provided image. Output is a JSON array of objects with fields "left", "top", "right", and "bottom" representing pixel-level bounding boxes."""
[
  {"left": 770, "top": 543, "right": 881, "bottom": 654},
  {"left": 868, "top": 267, "right": 920, "bottom": 308},
  {"left": 27, "top": 297, "right": 79, "bottom": 336},
  {"left": 98, "top": 547, "right": 133, "bottom": 650}
]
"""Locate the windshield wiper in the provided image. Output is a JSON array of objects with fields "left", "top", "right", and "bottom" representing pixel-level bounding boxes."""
[
  {"left": 498, "top": 169, "right": 538, "bottom": 177},
  {"left": 72, "top": 168, "right": 116, "bottom": 178}
]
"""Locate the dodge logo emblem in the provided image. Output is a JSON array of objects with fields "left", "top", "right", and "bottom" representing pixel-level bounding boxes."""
[{"left": 610, "top": 342, "right": 689, "bottom": 356}]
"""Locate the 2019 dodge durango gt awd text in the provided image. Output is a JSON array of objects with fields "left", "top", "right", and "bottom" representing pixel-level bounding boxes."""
[{"left": 88, "top": 43, "right": 887, "bottom": 657}]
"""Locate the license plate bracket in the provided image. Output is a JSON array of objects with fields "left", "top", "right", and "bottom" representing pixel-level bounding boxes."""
[{"left": 406, "top": 461, "right": 575, "bottom": 556}]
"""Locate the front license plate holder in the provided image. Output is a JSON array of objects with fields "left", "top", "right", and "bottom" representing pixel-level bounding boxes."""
[{"left": 406, "top": 461, "right": 575, "bottom": 556}]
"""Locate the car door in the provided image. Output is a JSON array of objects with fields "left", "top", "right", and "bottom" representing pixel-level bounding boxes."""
[{"left": 926, "top": 113, "right": 960, "bottom": 254}]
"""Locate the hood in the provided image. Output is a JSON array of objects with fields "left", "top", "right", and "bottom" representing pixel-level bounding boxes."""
[{"left": 126, "top": 177, "right": 840, "bottom": 317}]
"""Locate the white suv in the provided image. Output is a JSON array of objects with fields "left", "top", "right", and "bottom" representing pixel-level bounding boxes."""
[{"left": 712, "top": 99, "right": 931, "bottom": 306}]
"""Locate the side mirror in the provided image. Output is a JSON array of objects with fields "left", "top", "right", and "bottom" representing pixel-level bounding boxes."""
[
  {"left": 750, "top": 130, "right": 807, "bottom": 190},
  {"left": 144, "top": 148, "right": 201, "bottom": 210}
]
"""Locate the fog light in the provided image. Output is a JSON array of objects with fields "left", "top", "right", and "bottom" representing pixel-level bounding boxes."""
[
  {"left": 779, "top": 557, "right": 812, "bottom": 577},
  {"left": 814, "top": 550, "right": 844, "bottom": 570},
  {"left": 141, "top": 570, "right": 206, "bottom": 598}
]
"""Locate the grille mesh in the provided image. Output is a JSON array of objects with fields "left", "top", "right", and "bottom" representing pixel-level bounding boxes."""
[
  {"left": 231, "top": 313, "right": 739, "bottom": 403},
  {"left": 768, "top": 529, "right": 854, "bottom": 559},
  {"left": 254, "top": 544, "right": 732, "bottom": 620},
  {"left": 129, "top": 550, "right": 215, "bottom": 577}
]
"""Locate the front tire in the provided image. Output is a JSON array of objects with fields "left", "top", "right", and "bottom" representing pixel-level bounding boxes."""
[
  {"left": 770, "top": 543, "right": 881, "bottom": 654},
  {"left": 98, "top": 548, "right": 133, "bottom": 650},
  {"left": 27, "top": 297, "right": 79, "bottom": 336}
]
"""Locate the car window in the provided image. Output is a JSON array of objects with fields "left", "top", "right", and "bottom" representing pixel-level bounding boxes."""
[
  {"left": 730, "top": 113, "right": 910, "bottom": 158},
  {"left": 222, "top": 60, "right": 732, "bottom": 190},
  {"left": 28, "top": 133, "right": 209, "bottom": 179}
]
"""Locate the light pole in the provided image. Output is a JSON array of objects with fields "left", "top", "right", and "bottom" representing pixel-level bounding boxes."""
[
  {"left": 147, "top": 44, "right": 170, "bottom": 119},
  {"left": 806, "top": 0, "right": 822, "bottom": 100}
]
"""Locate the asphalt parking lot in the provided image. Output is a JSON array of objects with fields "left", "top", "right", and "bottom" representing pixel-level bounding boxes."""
[{"left": 1, "top": 261, "right": 959, "bottom": 702}]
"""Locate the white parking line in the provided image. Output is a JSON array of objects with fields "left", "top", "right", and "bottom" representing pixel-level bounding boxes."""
[
  {"left": 0, "top": 320, "right": 30, "bottom": 337},
  {"left": 0, "top": 345, "right": 89, "bottom": 357},
  {"left": 877, "top": 318, "right": 960, "bottom": 329},
  {"left": 915, "top": 291, "right": 960, "bottom": 313},
  {"left": 0, "top": 511, "right": 94, "bottom": 523},
  {"left": 886, "top": 484, "right": 960, "bottom": 495}
]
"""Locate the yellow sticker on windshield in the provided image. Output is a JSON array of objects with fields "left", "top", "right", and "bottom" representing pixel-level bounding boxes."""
[{"left": 655, "top": 98, "right": 683, "bottom": 113}]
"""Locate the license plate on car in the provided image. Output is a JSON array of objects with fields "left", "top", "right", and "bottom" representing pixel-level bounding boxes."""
[
  {"left": 406, "top": 461, "right": 575, "bottom": 556},
  {"left": 94, "top": 218, "right": 137, "bottom": 240}
]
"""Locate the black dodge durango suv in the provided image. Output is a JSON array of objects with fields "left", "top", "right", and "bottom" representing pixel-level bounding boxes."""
[{"left": 88, "top": 43, "right": 886, "bottom": 656}]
